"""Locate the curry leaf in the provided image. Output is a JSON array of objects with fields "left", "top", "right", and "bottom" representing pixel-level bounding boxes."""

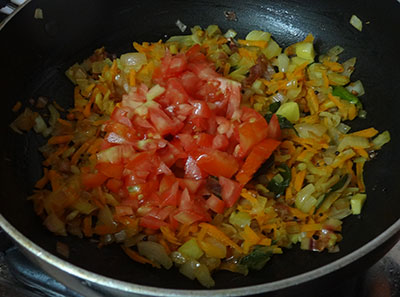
[
  {"left": 267, "top": 164, "right": 291, "bottom": 197},
  {"left": 239, "top": 245, "right": 274, "bottom": 270}
]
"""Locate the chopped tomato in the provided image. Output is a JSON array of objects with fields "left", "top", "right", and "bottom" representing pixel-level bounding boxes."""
[
  {"left": 219, "top": 176, "right": 242, "bottom": 207},
  {"left": 160, "top": 181, "right": 180, "bottom": 207},
  {"left": 164, "top": 78, "right": 189, "bottom": 105},
  {"left": 179, "top": 178, "right": 204, "bottom": 194},
  {"left": 267, "top": 113, "right": 282, "bottom": 140},
  {"left": 212, "top": 134, "right": 229, "bottom": 151},
  {"left": 184, "top": 155, "right": 208, "bottom": 180},
  {"left": 168, "top": 54, "right": 187, "bottom": 76},
  {"left": 106, "top": 178, "right": 123, "bottom": 193},
  {"left": 148, "top": 107, "right": 184, "bottom": 136},
  {"left": 238, "top": 117, "right": 269, "bottom": 157},
  {"left": 190, "top": 100, "right": 212, "bottom": 118},
  {"left": 173, "top": 210, "right": 204, "bottom": 225},
  {"left": 111, "top": 106, "right": 134, "bottom": 128},
  {"left": 205, "top": 194, "right": 225, "bottom": 214},
  {"left": 159, "top": 174, "right": 177, "bottom": 194},
  {"left": 236, "top": 138, "right": 281, "bottom": 185},
  {"left": 115, "top": 205, "right": 133, "bottom": 217},
  {"left": 196, "top": 133, "right": 214, "bottom": 147},
  {"left": 139, "top": 216, "right": 168, "bottom": 229},
  {"left": 81, "top": 172, "right": 108, "bottom": 189},
  {"left": 196, "top": 148, "right": 239, "bottom": 178},
  {"left": 180, "top": 71, "right": 201, "bottom": 96},
  {"left": 96, "top": 163, "right": 124, "bottom": 179}
]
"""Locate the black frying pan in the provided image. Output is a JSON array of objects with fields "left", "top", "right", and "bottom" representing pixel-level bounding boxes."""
[{"left": 1, "top": 0, "right": 400, "bottom": 296}]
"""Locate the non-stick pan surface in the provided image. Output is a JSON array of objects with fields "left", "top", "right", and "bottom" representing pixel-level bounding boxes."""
[{"left": 0, "top": 0, "right": 399, "bottom": 294}]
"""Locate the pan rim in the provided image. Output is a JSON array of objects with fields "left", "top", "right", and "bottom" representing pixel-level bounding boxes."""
[
  {"left": 1, "top": 214, "right": 399, "bottom": 296},
  {"left": 1, "top": 1, "right": 400, "bottom": 296}
]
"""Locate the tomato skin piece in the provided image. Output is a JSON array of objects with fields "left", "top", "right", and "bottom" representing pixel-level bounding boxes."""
[
  {"left": 106, "top": 178, "right": 123, "bottom": 193},
  {"left": 164, "top": 78, "right": 189, "bottom": 105},
  {"left": 81, "top": 172, "right": 108, "bottom": 190},
  {"left": 236, "top": 138, "right": 281, "bottom": 185},
  {"left": 238, "top": 117, "right": 269, "bottom": 157},
  {"left": 188, "top": 62, "right": 218, "bottom": 80},
  {"left": 180, "top": 71, "right": 201, "bottom": 96},
  {"left": 178, "top": 178, "right": 204, "bottom": 194},
  {"left": 196, "top": 148, "right": 239, "bottom": 178},
  {"left": 111, "top": 106, "right": 134, "bottom": 128},
  {"left": 267, "top": 113, "right": 282, "bottom": 140},
  {"left": 212, "top": 134, "right": 229, "bottom": 151},
  {"left": 184, "top": 155, "right": 208, "bottom": 180},
  {"left": 148, "top": 107, "right": 184, "bottom": 136},
  {"left": 168, "top": 54, "right": 187, "bottom": 76},
  {"left": 115, "top": 205, "right": 133, "bottom": 217},
  {"left": 173, "top": 210, "right": 204, "bottom": 225},
  {"left": 96, "top": 163, "right": 124, "bottom": 179},
  {"left": 160, "top": 181, "right": 180, "bottom": 207},
  {"left": 190, "top": 100, "right": 212, "bottom": 118},
  {"left": 139, "top": 216, "right": 168, "bottom": 229},
  {"left": 205, "top": 194, "right": 225, "bottom": 214},
  {"left": 218, "top": 176, "right": 242, "bottom": 208},
  {"left": 196, "top": 133, "right": 214, "bottom": 148}
]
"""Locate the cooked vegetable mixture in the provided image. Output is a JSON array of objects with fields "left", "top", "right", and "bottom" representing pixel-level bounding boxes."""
[{"left": 12, "top": 25, "right": 390, "bottom": 287}]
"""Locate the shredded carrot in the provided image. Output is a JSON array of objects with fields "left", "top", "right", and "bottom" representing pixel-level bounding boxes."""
[
  {"left": 356, "top": 161, "right": 366, "bottom": 192},
  {"left": 199, "top": 223, "right": 243, "bottom": 253},
  {"left": 48, "top": 135, "right": 74, "bottom": 145},
  {"left": 160, "top": 226, "right": 181, "bottom": 245},
  {"left": 71, "top": 142, "right": 91, "bottom": 165},
  {"left": 258, "top": 238, "right": 272, "bottom": 246},
  {"left": 159, "top": 237, "right": 171, "bottom": 255},
  {"left": 83, "top": 88, "right": 99, "bottom": 118},
  {"left": 321, "top": 70, "right": 330, "bottom": 89},
  {"left": 223, "top": 63, "right": 231, "bottom": 77},
  {"left": 351, "top": 127, "right": 379, "bottom": 138},
  {"left": 82, "top": 216, "right": 93, "bottom": 237},
  {"left": 355, "top": 148, "right": 369, "bottom": 159},
  {"left": 328, "top": 93, "right": 347, "bottom": 117},
  {"left": 323, "top": 61, "right": 344, "bottom": 72},
  {"left": 48, "top": 170, "right": 62, "bottom": 191},
  {"left": 34, "top": 168, "right": 49, "bottom": 189},
  {"left": 53, "top": 101, "right": 65, "bottom": 112},
  {"left": 300, "top": 224, "right": 322, "bottom": 232},
  {"left": 57, "top": 118, "right": 73, "bottom": 127},
  {"left": 12, "top": 101, "right": 22, "bottom": 112},
  {"left": 348, "top": 104, "right": 357, "bottom": 120},
  {"left": 237, "top": 39, "right": 268, "bottom": 48},
  {"left": 122, "top": 246, "right": 158, "bottom": 267},
  {"left": 129, "top": 69, "right": 136, "bottom": 87},
  {"left": 294, "top": 170, "right": 306, "bottom": 192},
  {"left": 238, "top": 48, "right": 257, "bottom": 61},
  {"left": 306, "top": 88, "right": 319, "bottom": 114}
]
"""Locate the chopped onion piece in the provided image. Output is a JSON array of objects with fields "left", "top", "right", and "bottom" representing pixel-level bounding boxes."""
[
  {"left": 295, "top": 184, "right": 317, "bottom": 213},
  {"left": 341, "top": 57, "right": 356, "bottom": 77},
  {"left": 337, "top": 123, "right": 351, "bottom": 134},
  {"left": 195, "top": 264, "right": 215, "bottom": 288},
  {"left": 175, "top": 19, "right": 187, "bottom": 32},
  {"left": 138, "top": 241, "right": 173, "bottom": 269},
  {"left": 179, "top": 259, "right": 200, "bottom": 280},
  {"left": 120, "top": 53, "right": 147, "bottom": 72},
  {"left": 295, "top": 123, "right": 327, "bottom": 138},
  {"left": 350, "top": 15, "right": 363, "bottom": 31},
  {"left": 346, "top": 80, "right": 365, "bottom": 96},
  {"left": 34, "top": 8, "right": 43, "bottom": 19},
  {"left": 33, "top": 115, "right": 47, "bottom": 133}
]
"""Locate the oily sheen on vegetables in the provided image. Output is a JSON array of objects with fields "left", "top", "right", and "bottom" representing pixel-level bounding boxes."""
[{"left": 13, "top": 25, "right": 390, "bottom": 288}]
